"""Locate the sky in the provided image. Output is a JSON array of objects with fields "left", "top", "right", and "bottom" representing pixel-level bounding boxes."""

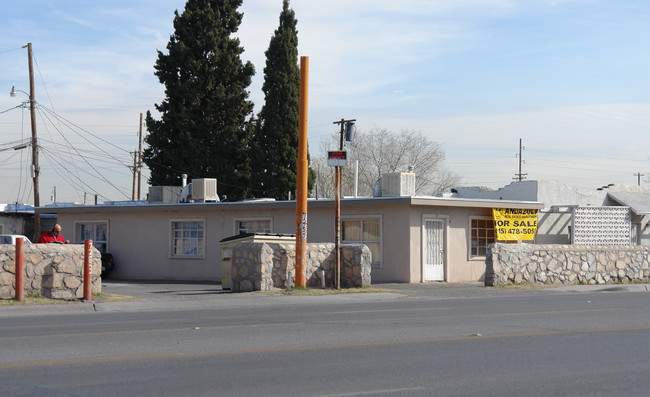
[{"left": 1, "top": 0, "right": 649, "bottom": 204}]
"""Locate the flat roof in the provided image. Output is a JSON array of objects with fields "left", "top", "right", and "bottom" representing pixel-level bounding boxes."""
[
  {"left": 608, "top": 192, "right": 650, "bottom": 215},
  {"left": 35, "top": 196, "right": 545, "bottom": 214}
]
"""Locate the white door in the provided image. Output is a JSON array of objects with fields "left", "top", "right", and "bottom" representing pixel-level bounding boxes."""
[{"left": 424, "top": 219, "right": 445, "bottom": 281}]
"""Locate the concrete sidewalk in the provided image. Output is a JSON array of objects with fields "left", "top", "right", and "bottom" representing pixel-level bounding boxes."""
[
  {"left": 1, "top": 280, "right": 648, "bottom": 317},
  {"left": 101, "top": 280, "right": 650, "bottom": 300},
  {"left": 379, "top": 281, "right": 650, "bottom": 298}
]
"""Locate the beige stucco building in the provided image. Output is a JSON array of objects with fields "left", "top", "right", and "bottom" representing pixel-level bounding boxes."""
[
  {"left": 454, "top": 180, "right": 650, "bottom": 245},
  {"left": 38, "top": 196, "right": 543, "bottom": 284}
]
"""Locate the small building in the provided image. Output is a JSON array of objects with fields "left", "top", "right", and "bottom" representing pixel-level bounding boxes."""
[
  {"left": 452, "top": 180, "right": 650, "bottom": 245},
  {"left": 0, "top": 203, "right": 33, "bottom": 237},
  {"left": 37, "top": 194, "right": 543, "bottom": 284}
]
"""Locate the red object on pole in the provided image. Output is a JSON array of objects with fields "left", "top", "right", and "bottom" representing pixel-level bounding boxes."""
[
  {"left": 83, "top": 240, "right": 93, "bottom": 301},
  {"left": 15, "top": 237, "right": 24, "bottom": 301},
  {"left": 295, "top": 56, "right": 309, "bottom": 288}
]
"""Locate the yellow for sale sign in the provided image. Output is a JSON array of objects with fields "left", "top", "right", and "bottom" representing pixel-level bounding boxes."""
[{"left": 492, "top": 208, "right": 538, "bottom": 241}]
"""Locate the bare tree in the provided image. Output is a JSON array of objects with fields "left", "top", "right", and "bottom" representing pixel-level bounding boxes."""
[
  {"left": 309, "top": 155, "right": 335, "bottom": 198},
  {"left": 311, "top": 128, "right": 460, "bottom": 197}
]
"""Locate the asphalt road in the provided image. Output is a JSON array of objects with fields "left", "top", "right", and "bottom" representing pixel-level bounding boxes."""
[{"left": 1, "top": 282, "right": 649, "bottom": 396}]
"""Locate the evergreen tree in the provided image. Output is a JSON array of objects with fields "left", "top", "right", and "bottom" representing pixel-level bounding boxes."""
[
  {"left": 144, "top": 0, "right": 255, "bottom": 201},
  {"left": 251, "top": 0, "right": 302, "bottom": 200}
]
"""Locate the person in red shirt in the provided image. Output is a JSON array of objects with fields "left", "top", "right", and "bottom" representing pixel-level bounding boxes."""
[{"left": 38, "top": 224, "right": 70, "bottom": 244}]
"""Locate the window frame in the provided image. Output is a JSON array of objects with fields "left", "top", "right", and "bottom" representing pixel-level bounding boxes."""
[
  {"left": 169, "top": 218, "right": 206, "bottom": 259},
  {"left": 233, "top": 217, "right": 273, "bottom": 235},
  {"left": 468, "top": 216, "right": 495, "bottom": 260},
  {"left": 341, "top": 215, "right": 382, "bottom": 268},
  {"left": 74, "top": 220, "right": 109, "bottom": 253}
]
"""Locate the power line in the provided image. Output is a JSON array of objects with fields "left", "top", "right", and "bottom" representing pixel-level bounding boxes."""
[{"left": 38, "top": 105, "right": 132, "bottom": 156}]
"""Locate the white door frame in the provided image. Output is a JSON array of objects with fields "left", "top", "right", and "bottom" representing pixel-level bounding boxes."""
[{"left": 421, "top": 215, "right": 448, "bottom": 282}]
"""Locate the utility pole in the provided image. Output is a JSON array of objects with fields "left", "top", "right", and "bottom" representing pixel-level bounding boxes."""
[
  {"left": 332, "top": 118, "right": 356, "bottom": 290},
  {"left": 131, "top": 151, "right": 137, "bottom": 200},
  {"left": 295, "top": 56, "right": 309, "bottom": 288},
  {"left": 514, "top": 138, "right": 527, "bottom": 182},
  {"left": 137, "top": 113, "right": 143, "bottom": 200},
  {"left": 634, "top": 172, "right": 645, "bottom": 186},
  {"left": 26, "top": 43, "right": 40, "bottom": 241}
]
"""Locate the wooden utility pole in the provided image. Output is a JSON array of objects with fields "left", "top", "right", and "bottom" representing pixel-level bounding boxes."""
[
  {"left": 131, "top": 151, "right": 137, "bottom": 200},
  {"left": 514, "top": 138, "right": 527, "bottom": 182},
  {"left": 27, "top": 43, "right": 40, "bottom": 240},
  {"left": 332, "top": 118, "right": 356, "bottom": 290},
  {"left": 137, "top": 113, "right": 143, "bottom": 200},
  {"left": 634, "top": 172, "right": 645, "bottom": 186}
]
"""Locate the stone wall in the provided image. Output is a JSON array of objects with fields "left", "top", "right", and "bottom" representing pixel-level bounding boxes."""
[
  {"left": 0, "top": 244, "right": 102, "bottom": 299},
  {"left": 231, "top": 242, "right": 371, "bottom": 292},
  {"left": 486, "top": 242, "right": 650, "bottom": 286}
]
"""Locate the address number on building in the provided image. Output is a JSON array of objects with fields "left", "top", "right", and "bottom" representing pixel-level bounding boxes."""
[{"left": 327, "top": 150, "right": 347, "bottom": 167}]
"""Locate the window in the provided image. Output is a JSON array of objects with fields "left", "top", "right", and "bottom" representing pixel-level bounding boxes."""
[
  {"left": 75, "top": 221, "right": 109, "bottom": 253},
  {"left": 171, "top": 220, "right": 205, "bottom": 257},
  {"left": 342, "top": 217, "right": 381, "bottom": 267},
  {"left": 234, "top": 218, "right": 272, "bottom": 234},
  {"left": 470, "top": 217, "right": 494, "bottom": 258}
]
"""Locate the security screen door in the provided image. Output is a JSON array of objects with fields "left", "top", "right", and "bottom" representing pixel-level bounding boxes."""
[{"left": 424, "top": 219, "right": 445, "bottom": 281}]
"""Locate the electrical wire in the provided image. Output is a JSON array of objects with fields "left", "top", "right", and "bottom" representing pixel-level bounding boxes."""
[
  {"left": 39, "top": 146, "right": 112, "bottom": 201},
  {"left": 33, "top": 105, "right": 132, "bottom": 199},
  {"left": 0, "top": 104, "right": 24, "bottom": 115},
  {"left": 38, "top": 105, "right": 131, "bottom": 155}
]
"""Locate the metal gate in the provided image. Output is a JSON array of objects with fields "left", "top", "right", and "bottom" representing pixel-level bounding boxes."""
[{"left": 424, "top": 219, "right": 445, "bottom": 281}]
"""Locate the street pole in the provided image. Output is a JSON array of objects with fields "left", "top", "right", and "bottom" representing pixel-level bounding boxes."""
[
  {"left": 515, "top": 138, "right": 527, "bottom": 182},
  {"left": 335, "top": 161, "right": 341, "bottom": 290},
  {"left": 634, "top": 172, "right": 644, "bottom": 186},
  {"left": 295, "top": 56, "right": 309, "bottom": 288},
  {"left": 26, "top": 43, "right": 40, "bottom": 241},
  {"left": 332, "top": 118, "right": 356, "bottom": 290},
  {"left": 137, "top": 113, "right": 143, "bottom": 200},
  {"left": 131, "top": 151, "right": 137, "bottom": 200}
]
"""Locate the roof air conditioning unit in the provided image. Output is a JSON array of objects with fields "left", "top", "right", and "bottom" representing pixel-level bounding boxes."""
[
  {"left": 148, "top": 186, "right": 182, "bottom": 203},
  {"left": 192, "top": 178, "right": 218, "bottom": 202},
  {"left": 381, "top": 173, "right": 416, "bottom": 197}
]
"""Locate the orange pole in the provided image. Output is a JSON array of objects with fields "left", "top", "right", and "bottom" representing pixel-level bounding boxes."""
[
  {"left": 83, "top": 240, "right": 93, "bottom": 300},
  {"left": 15, "top": 237, "right": 24, "bottom": 301},
  {"left": 295, "top": 56, "right": 309, "bottom": 288}
]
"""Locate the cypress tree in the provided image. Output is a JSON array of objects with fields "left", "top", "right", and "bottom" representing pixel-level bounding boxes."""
[
  {"left": 144, "top": 0, "right": 255, "bottom": 201},
  {"left": 250, "top": 0, "right": 301, "bottom": 200}
]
